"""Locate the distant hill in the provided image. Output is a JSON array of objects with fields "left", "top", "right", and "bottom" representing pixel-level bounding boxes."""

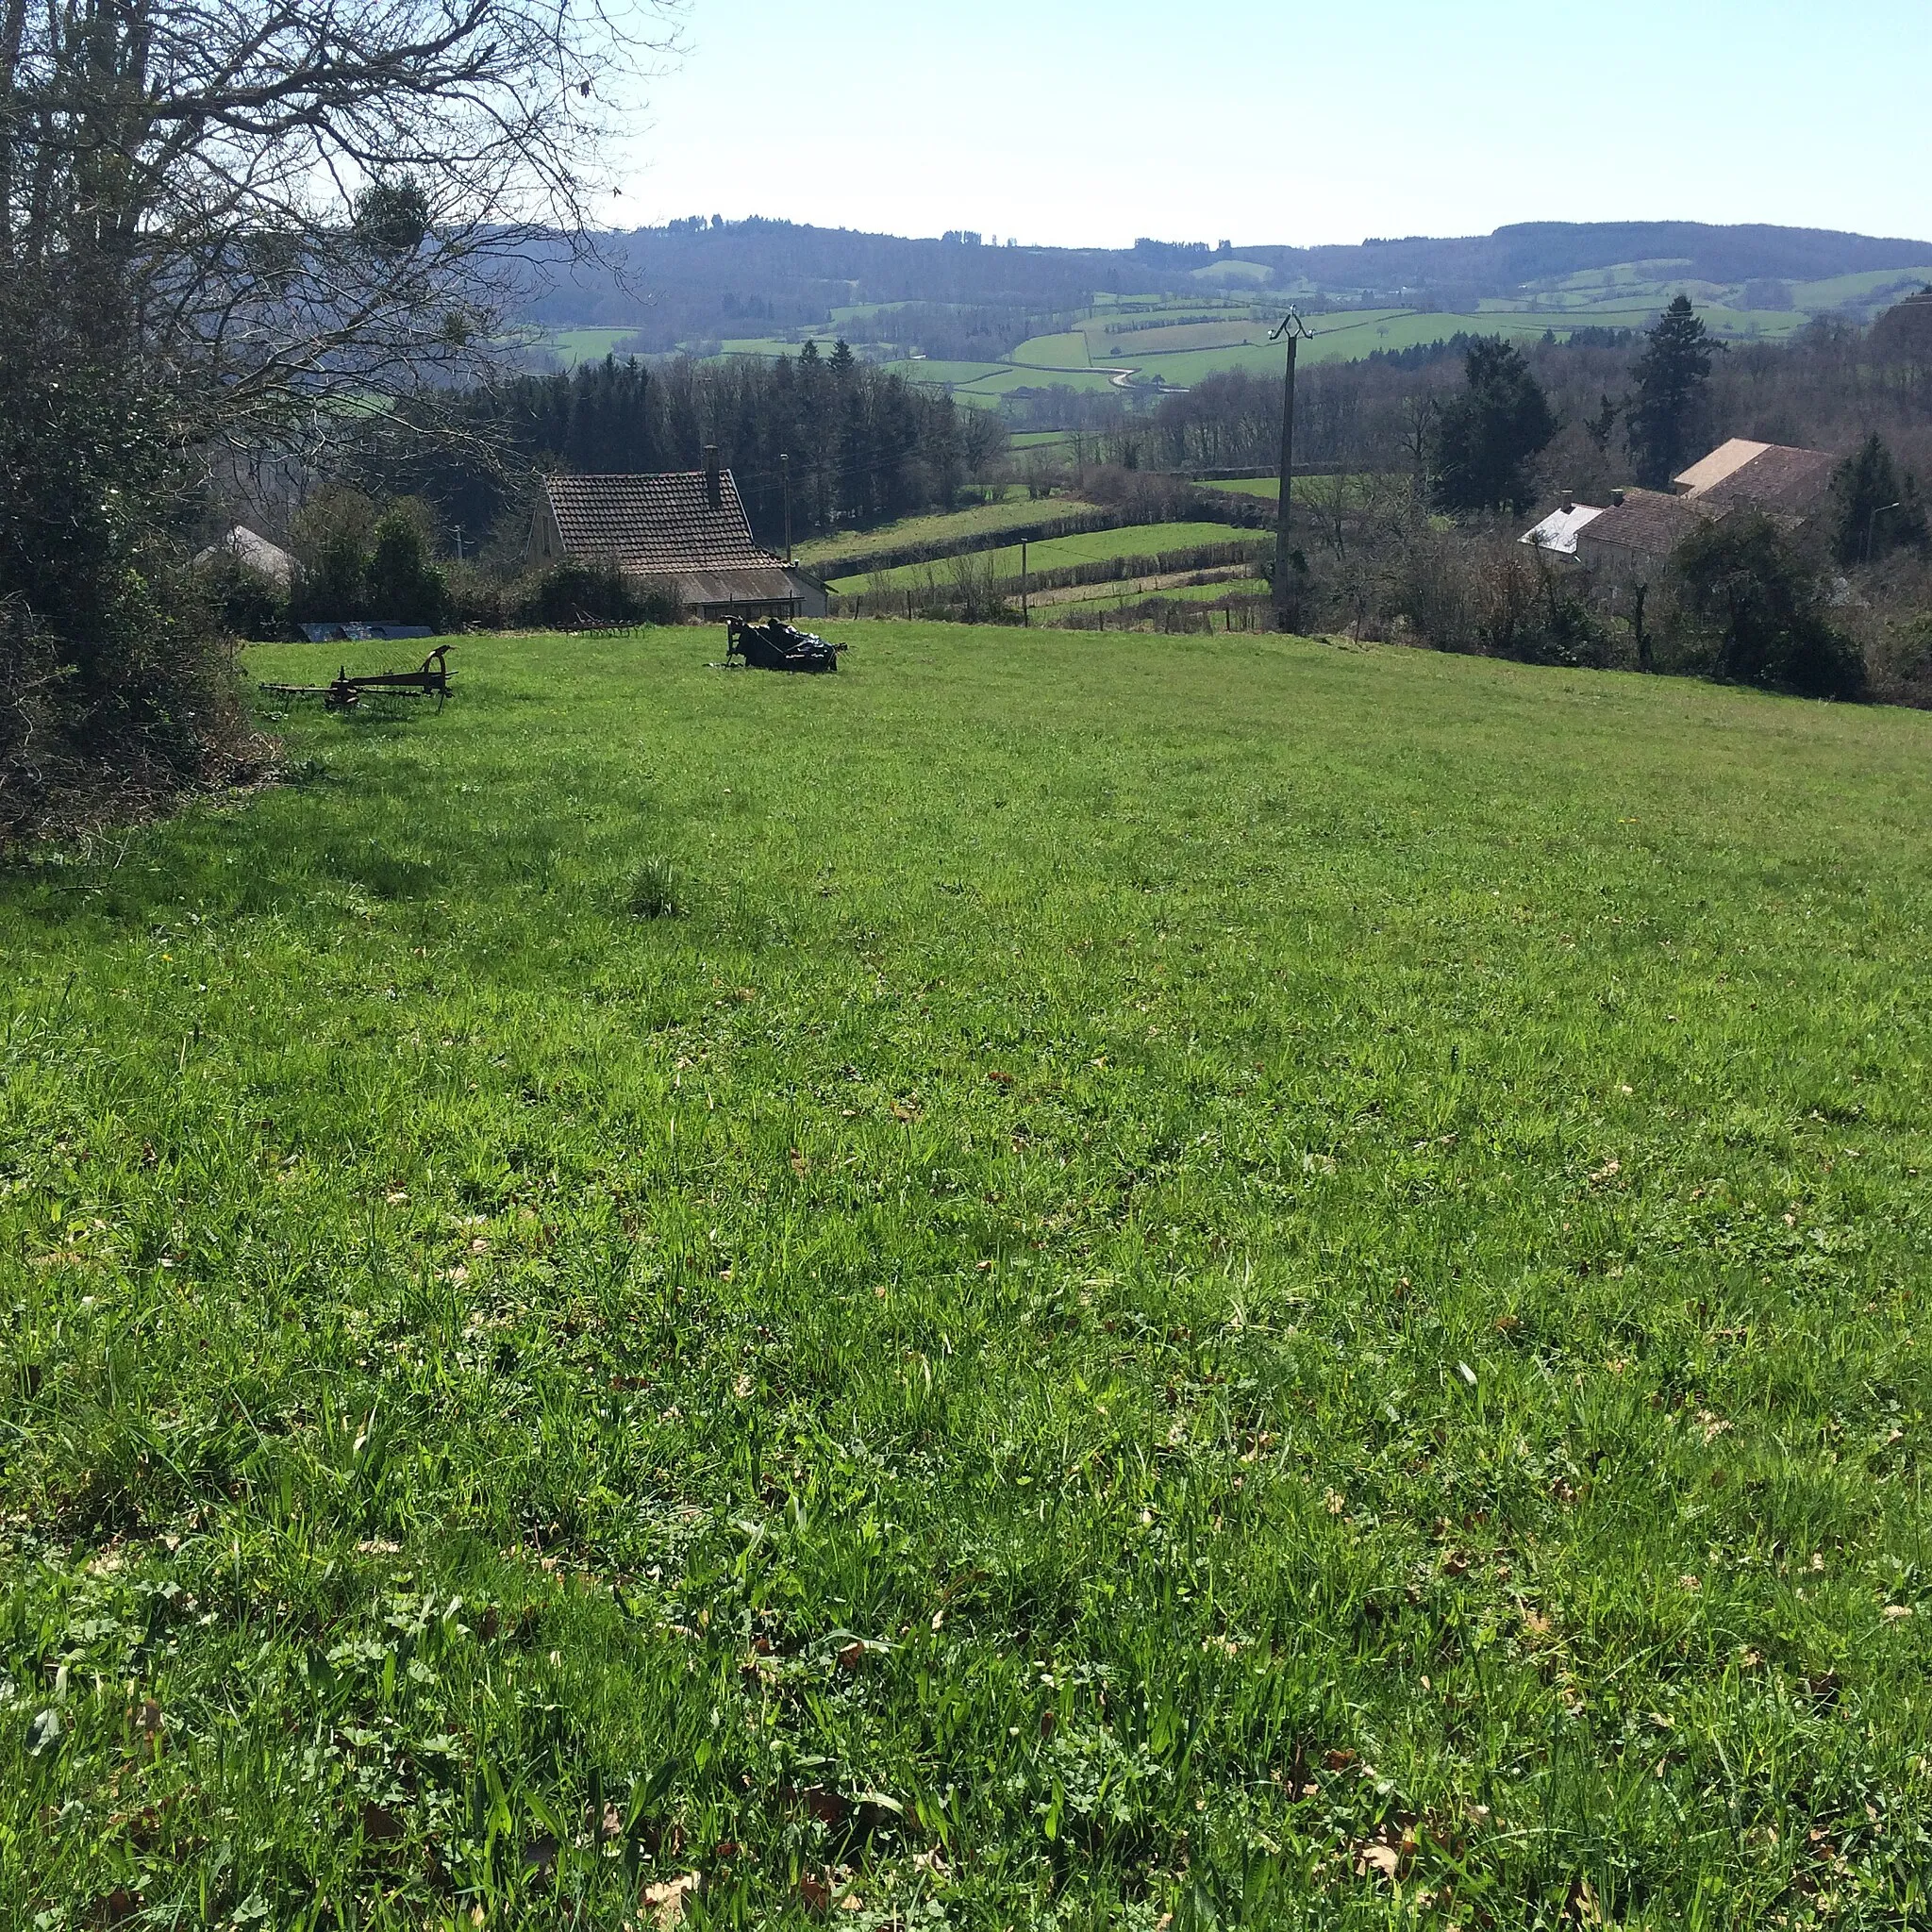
[
  {"left": 1258, "top": 222, "right": 1932, "bottom": 292},
  {"left": 520, "top": 219, "right": 1932, "bottom": 356}
]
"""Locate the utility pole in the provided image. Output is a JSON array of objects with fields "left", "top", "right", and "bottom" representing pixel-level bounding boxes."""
[
  {"left": 1022, "top": 541, "right": 1029, "bottom": 627},
  {"left": 1867, "top": 499, "right": 1901, "bottom": 566},
  {"left": 780, "top": 453, "right": 793, "bottom": 562},
  {"left": 1269, "top": 308, "right": 1313, "bottom": 634}
]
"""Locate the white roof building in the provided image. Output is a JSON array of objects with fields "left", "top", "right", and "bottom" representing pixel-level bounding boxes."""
[
  {"left": 1520, "top": 500, "right": 1607, "bottom": 558},
  {"left": 196, "top": 525, "right": 298, "bottom": 588}
]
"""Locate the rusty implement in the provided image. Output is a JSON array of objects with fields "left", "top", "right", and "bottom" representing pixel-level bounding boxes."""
[
  {"left": 260, "top": 645, "right": 452, "bottom": 710},
  {"left": 725, "top": 617, "right": 843, "bottom": 674}
]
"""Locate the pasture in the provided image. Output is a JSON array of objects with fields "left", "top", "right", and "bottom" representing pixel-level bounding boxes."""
[
  {"left": 4, "top": 625, "right": 1931, "bottom": 1928},
  {"left": 826, "top": 524, "right": 1257, "bottom": 596},
  {"left": 791, "top": 495, "right": 1085, "bottom": 574}
]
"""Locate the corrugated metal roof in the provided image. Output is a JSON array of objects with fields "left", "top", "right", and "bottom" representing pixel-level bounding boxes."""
[
  {"left": 643, "top": 568, "right": 800, "bottom": 608},
  {"left": 542, "top": 472, "right": 781, "bottom": 575},
  {"left": 1521, "top": 503, "right": 1607, "bottom": 556}
]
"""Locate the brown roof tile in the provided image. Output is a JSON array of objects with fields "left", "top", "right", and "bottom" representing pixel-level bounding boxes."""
[
  {"left": 1574, "top": 490, "right": 1716, "bottom": 561},
  {"left": 542, "top": 471, "right": 780, "bottom": 576},
  {"left": 1696, "top": 444, "right": 1836, "bottom": 517}
]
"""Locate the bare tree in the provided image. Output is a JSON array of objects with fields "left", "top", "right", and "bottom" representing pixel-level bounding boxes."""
[
  {"left": 1399, "top": 391, "right": 1440, "bottom": 480},
  {"left": 1, "top": 0, "right": 677, "bottom": 826},
  {"left": 2, "top": 0, "right": 681, "bottom": 433}
]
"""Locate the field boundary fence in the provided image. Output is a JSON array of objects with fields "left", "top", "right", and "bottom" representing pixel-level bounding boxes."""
[
  {"left": 807, "top": 508, "right": 1129, "bottom": 582},
  {"left": 832, "top": 536, "right": 1273, "bottom": 619}
]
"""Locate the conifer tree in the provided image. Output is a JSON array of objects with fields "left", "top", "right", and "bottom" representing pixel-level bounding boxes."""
[
  {"left": 1627, "top": 296, "right": 1720, "bottom": 488},
  {"left": 1427, "top": 339, "right": 1557, "bottom": 513},
  {"left": 1830, "top": 434, "right": 1928, "bottom": 565}
]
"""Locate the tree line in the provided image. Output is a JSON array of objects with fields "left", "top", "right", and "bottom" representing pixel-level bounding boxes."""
[{"left": 371, "top": 343, "right": 1008, "bottom": 557}]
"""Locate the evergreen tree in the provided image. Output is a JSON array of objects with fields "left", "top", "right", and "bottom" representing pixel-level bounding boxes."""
[
  {"left": 368, "top": 341, "right": 969, "bottom": 546},
  {"left": 1627, "top": 296, "right": 1719, "bottom": 488},
  {"left": 1427, "top": 338, "right": 1557, "bottom": 514},
  {"left": 1830, "top": 433, "right": 1928, "bottom": 565}
]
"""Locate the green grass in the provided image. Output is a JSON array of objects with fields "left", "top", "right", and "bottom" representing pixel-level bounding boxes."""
[
  {"left": 1040, "top": 573, "right": 1264, "bottom": 612},
  {"left": 1008, "top": 333, "right": 1094, "bottom": 370},
  {"left": 6, "top": 625, "right": 1932, "bottom": 1927},
  {"left": 879, "top": 358, "right": 1010, "bottom": 389},
  {"left": 791, "top": 496, "right": 1088, "bottom": 572},
  {"left": 1788, "top": 268, "right": 1932, "bottom": 315},
  {"left": 828, "top": 523, "right": 1258, "bottom": 594},
  {"left": 539, "top": 328, "right": 642, "bottom": 369}
]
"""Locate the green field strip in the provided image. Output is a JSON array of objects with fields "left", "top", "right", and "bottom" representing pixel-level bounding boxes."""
[
  {"left": 829, "top": 521, "right": 1264, "bottom": 593},
  {"left": 791, "top": 493, "right": 1098, "bottom": 570},
  {"left": 1008, "top": 331, "right": 1093, "bottom": 370}
]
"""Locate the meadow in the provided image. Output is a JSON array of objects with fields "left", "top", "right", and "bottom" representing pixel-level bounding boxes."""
[
  {"left": 4, "top": 624, "right": 1931, "bottom": 1928},
  {"left": 791, "top": 496, "right": 1080, "bottom": 575},
  {"left": 826, "top": 524, "right": 1257, "bottom": 596}
]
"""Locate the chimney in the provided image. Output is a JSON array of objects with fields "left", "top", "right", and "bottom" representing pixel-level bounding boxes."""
[
  {"left": 1610, "top": 488, "right": 1626, "bottom": 508},
  {"left": 1560, "top": 492, "right": 1574, "bottom": 514},
  {"left": 704, "top": 445, "right": 722, "bottom": 511}
]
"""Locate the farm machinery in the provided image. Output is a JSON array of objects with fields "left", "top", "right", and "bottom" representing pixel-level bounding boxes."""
[
  {"left": 724, "top": 617, "right": 844, "bottom": 674},
  {"left": 259, "top": 645, "right": 453, "bottom": 710}
]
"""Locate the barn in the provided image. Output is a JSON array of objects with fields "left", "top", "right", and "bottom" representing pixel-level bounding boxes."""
[{"left": 529, "top": 452, "right": 828, "bottom": 620}]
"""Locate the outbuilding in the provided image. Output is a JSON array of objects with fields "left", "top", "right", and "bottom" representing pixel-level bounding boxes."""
[{"left": 529, "top": 452, "right": 828, "bottom": 621}]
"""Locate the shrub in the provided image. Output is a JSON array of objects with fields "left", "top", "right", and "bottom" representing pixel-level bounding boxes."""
[
  {"left": 287, "top": 491, "right": 451, "bottom": 629},
  {"left": 510, "top": 561, "right": 680, "bottom": 630},
  {"left": 1673, "top": 514, "right": 1866, "bottom": 701},
  {"left": 365, "top": 510, "right": 452, "bottom": 629},
  {"left": 1, "top": 312, "right": 254, "bottom": 835},
  {"left": 198, "top": 551, "right": 289, "bottom": 641}
]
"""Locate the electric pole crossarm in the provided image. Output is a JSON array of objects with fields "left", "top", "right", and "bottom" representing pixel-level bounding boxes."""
[{"left": 1270, "top": 309, "right": 1313, "bottom": 634}]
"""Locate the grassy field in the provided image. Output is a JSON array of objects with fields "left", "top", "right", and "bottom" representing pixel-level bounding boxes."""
[
  {"left": 1009, "top": 334, "right": 1094, "bottom": 371},
  {"left": 827, "top": 524, "right": 1258, "bottom": 595},
  {"left": 536, "top": 328, "right": 641, "bottom": 370},
  {"left": 791, "top": 496, "right": 1086, "bottom": 573},
  {"left": 5, "top": 625, "right": 1932, "bottom": 1928}
]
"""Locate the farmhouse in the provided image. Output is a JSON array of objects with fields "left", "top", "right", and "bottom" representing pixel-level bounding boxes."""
[
  {"left": 1568, "top": 438, "right": 1837, "bottom": 580},
  {"left": 1673, "top": 438, "right": 1837, "bottom": 513},
  {"left": 529, "top": 453, "right": 828, "bottom": 620}
]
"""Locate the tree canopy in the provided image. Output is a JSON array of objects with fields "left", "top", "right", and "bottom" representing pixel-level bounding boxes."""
[
  {"left": 1, "top": 0, "right": 674, "bottom": 827},
  {"left": 1830, "top": 435, "right": 1928, "bottom": 566},
  {"left": 1427, "top": 338, "right": 1557, "bottom": 514},
  {"left": 1627, "top": 296, "right": 1720, "bottom": 488}
]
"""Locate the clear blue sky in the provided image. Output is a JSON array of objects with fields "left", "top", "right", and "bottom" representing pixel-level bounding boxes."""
[{"left": 616, "top": 0, "right": 1932, "bottom": 247}]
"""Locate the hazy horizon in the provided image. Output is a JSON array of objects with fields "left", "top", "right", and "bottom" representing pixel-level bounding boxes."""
[{"left": 614, "top": 0, "right": 1931, "bottom": 252}]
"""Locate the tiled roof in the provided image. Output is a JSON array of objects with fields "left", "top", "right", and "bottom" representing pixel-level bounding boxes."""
[
  {"left": 541, "top": 472, "right": 780, "bottom": 576},
  {"left": 660, "top": 568, "right": 801, "bottom": 608},
  {"left": 1574, "top": 489, "right": 1716, "bottom": 560},
  {"left": 1696, "top": 444, "right": 1836, "bottom": 517}
]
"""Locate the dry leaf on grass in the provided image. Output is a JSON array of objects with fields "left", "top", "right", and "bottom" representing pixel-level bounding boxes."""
[
  {"left": 642, "top": 1872, "right": 701, "bottom": 1928},
  {"left": 1356, "top": 1841, "right": 1403, "bottom": 1880}
]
